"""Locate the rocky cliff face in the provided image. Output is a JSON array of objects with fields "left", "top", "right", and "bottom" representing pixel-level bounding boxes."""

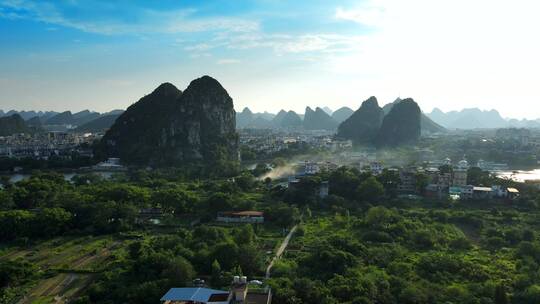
[
  {"left": 337, "top": 97, "right": 384, "bottom": 144},
  {"left": 98, "top": 76, "right": 239, "bottom": 166},
  {"left": 376, "top": 98, "right": 421, "bottom": 147}
]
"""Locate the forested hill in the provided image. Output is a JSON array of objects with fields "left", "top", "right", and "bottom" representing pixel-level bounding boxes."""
[{"left": 96, "top": 76, "right": 239, "bottom": 169}]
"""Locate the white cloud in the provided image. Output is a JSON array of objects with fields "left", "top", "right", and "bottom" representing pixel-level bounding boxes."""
[
  {"left": 217, "top": 59, "right": 240, "bottom": 65},
  {"left": 0, "top": 0, "right": 258, "bottom": 34},
  {"left": 335, "top": 5, "right": 386, "bottom": 27},
  {"left": 328, "top": 0, "right": 540, "bottom": 118}
]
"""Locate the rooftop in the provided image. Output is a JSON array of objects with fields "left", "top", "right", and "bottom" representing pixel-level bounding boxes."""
[{"left": 160, "top": 287, "right": 229, "bottom": 303}]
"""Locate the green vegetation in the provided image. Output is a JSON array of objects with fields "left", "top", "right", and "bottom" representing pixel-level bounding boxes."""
[
  {"left": 268, "top": 198, "right": 540, "bottom": 303},
  {"left": 0, "top": 170, "right": 297, "bottom": 303},
  {"left": 2, "top": 163, "right": 540, "bottom": 303}
]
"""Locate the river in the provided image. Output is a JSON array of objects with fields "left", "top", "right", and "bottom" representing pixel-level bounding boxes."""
[{"left": 496, "top": 169, "right": 540, "bottom": 182}]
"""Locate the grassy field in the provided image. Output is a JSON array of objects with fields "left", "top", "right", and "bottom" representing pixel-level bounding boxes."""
[
  {"left": 1, "top": 235, "right": 127, "bottom": 304},
  {"left": 1, "top": 221, "right": 285, "bottom": 303}
]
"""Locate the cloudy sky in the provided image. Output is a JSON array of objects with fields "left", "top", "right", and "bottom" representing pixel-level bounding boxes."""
[{"left": 1, "top": 0, "right": 539, "bottom": 118}]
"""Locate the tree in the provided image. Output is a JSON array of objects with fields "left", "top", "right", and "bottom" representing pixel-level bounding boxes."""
[
  {"left": 365, "top": 206, "right": 399, "bottom": 229},
  {"left": 235, "top": 224, "right": 256, "bottom": 245},
  {"left": 0, "top": 190, "right": 14, "bottom": 210},
  {"left": 415, "top": 172, "right": 429, "bottom": 195},
  {"left": 356, "top": 177, "right": 384, "bottom": 203},
  {"left": 329, "top": 167, "right": 361, "bottom": 199},
  {"left": 377, "top": 169, "right": 401, "bottom": 197},
  {"left": 211, "top": 260, "right": 222, "bottom": 288},
  {"left": 494, "top": 283, "right": 509, "bottom": 304}
]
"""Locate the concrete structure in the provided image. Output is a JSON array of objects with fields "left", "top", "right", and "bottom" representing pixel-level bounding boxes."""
[
  {"left": 452, "top": 169, "right": 468, "bottom": 187},
  {"left": 398, "top": 169, "right": 417, "bottom": 193}
]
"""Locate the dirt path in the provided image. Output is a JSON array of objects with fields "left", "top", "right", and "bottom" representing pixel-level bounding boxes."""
[{"left": 265, "top": 225, "right": 298, "bottom": 279}]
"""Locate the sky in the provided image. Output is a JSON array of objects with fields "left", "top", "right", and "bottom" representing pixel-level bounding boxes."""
[{"left": 1, "top": 0, "right": 540, "bottom": 119}]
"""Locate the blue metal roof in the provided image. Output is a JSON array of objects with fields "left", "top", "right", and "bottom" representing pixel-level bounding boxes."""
[{"left": 160, "top": 287, "right": 229, "bottom": 302}]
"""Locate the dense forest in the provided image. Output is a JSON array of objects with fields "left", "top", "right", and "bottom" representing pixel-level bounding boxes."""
[{"left": 1, "top": 165, "right": 540, "bottom": 303}]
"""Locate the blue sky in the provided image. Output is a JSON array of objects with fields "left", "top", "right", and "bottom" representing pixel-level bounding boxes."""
[{"left": 1, "top": 0, "right": 540, "bottom": 118}]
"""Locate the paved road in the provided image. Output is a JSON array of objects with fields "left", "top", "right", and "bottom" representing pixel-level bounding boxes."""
[{"left": 265, "top": 225, "right": 298, "bottom": 279}]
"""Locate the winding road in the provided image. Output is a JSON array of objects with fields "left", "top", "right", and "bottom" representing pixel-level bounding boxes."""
[{"left": 265, "top": 225, "right": 298, "bottom": 279}]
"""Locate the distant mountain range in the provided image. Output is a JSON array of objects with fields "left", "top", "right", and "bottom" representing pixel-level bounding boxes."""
[
  {"left": 2, "top": 101, "right": 539, "bottom": 138},
  {"left": 427, "top": 108, "right": 540, "bottom": 129},
  {"left": 0, "top": 109, "right": 124, "bottom": 135},
  {"left": 235, "top": 99, "right": 446, "bottom": 135},
  {"left": 0, "top": 114, "right": 33, "bottom": 136}
]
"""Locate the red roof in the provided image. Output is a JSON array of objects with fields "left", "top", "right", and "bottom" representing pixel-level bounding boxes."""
[{"left": 221, "top": 211, "right": 264, "bottom": 217}]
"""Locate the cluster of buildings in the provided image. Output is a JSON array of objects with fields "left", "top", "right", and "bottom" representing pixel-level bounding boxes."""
[
  {"left": 289, "top": 155, "right": 520, "bottom": 202},
  {"left": 496, "top": 128, "right": 532, "bottom": 147},
  {"left": 0, "top": 132, "right": 99, "bottom": 159},
  {"left": 161, "top": 276, "right": 272, "bottom": 304},
  {"left": 239, "top": 129, "right": 352, "bottom": 156},
  {"left": 397, "top": 159, "right": 520, "bottom": 201}
]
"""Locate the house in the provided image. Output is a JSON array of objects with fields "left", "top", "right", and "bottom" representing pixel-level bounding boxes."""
[
  {"left": 217, "top": 211, "right": 264, "bottom": 224},
  {"left": 161, "top": 276, "right": 272, "bottom": 304},
  {"left": 398, "top": 169, "right": 417, "bottom": 193},
  {"left": 460, "top": 185, "right": 474, "bottom": 200},
  {"left": 507, "top": 187, "right": 520, "bottom": 200},
  {"left": 424, "top": 184, "right": 443, "bottom": 199},
  {"left": 452, "top": 169, "right": 468, "bottom": 187},
  {"left": 473, "top": 187, "right": 493, "bottom": 199},
  {"left": 370, "top": 162, "right": 383, "bottom": 176},
  {"left": 160, "top": 287, "right": 230, "bottom": 304}
]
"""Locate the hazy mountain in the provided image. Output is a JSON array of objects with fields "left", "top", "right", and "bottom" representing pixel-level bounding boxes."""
[
  {"left": 337, "top": 97, "right": 384, "bottom": 144},
  {"left": 303, "top": 107, "right": 338, "bottom": 130},
  {"left": 72, "top": 110, "right": 100, "bottom": 125},
  {"left": 427, "top": 108, "right": 509, "bottom": 129},
  {"left": 74, "top": 114, "right": 121, "bottom": 133},
  {"left": 0, "top": 114, "right": 31, "bottom": 136},
  {"left": 506, "top": 118, "right": 540, "bottom": 128},
  {"left": 245, "top": 116, "right": 274, "bottom": 129},
  {"left": 44, "top": 110, "right": 101, "bottom": 126},
  {"left": 236, "top": 107, "right": 276, "bottom": 129},
  {"left": 1, "top": 110, "right": 59, "bottom": 120},
  {"left": 45, "top": 111, "right": 73, "bottom": 125},
  {"left": 236, "top": 107, "right": 255, "bottom": 128},
  {"left": 384, "top": 98, "right": 446, "bottom": 134},
  {"left": 278, "top": 111, "right": 303, "bottom": 129},
  {"left": 97, "top": 76, "right": 239, "bottom": 166},
  {"left": 322, "top": 106, "right": 333, "bottom": 115},
  {"left": 421, "top": 115, "right": 447, "bottom": 134},
  {"left": 272, "top": 110, "right": 288, "bottom": 126},
  {"left": 377, "top": 98, "right": 421, "bottom": 147},
  {"left": 331, "top": 107, "right": 354, "bottom": 124},
  {"left": 258, "top": 111, "right": 275, "bottom": 121},
  {"left": 26, "top": 116, "right": 43, "bottom": 128}
]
